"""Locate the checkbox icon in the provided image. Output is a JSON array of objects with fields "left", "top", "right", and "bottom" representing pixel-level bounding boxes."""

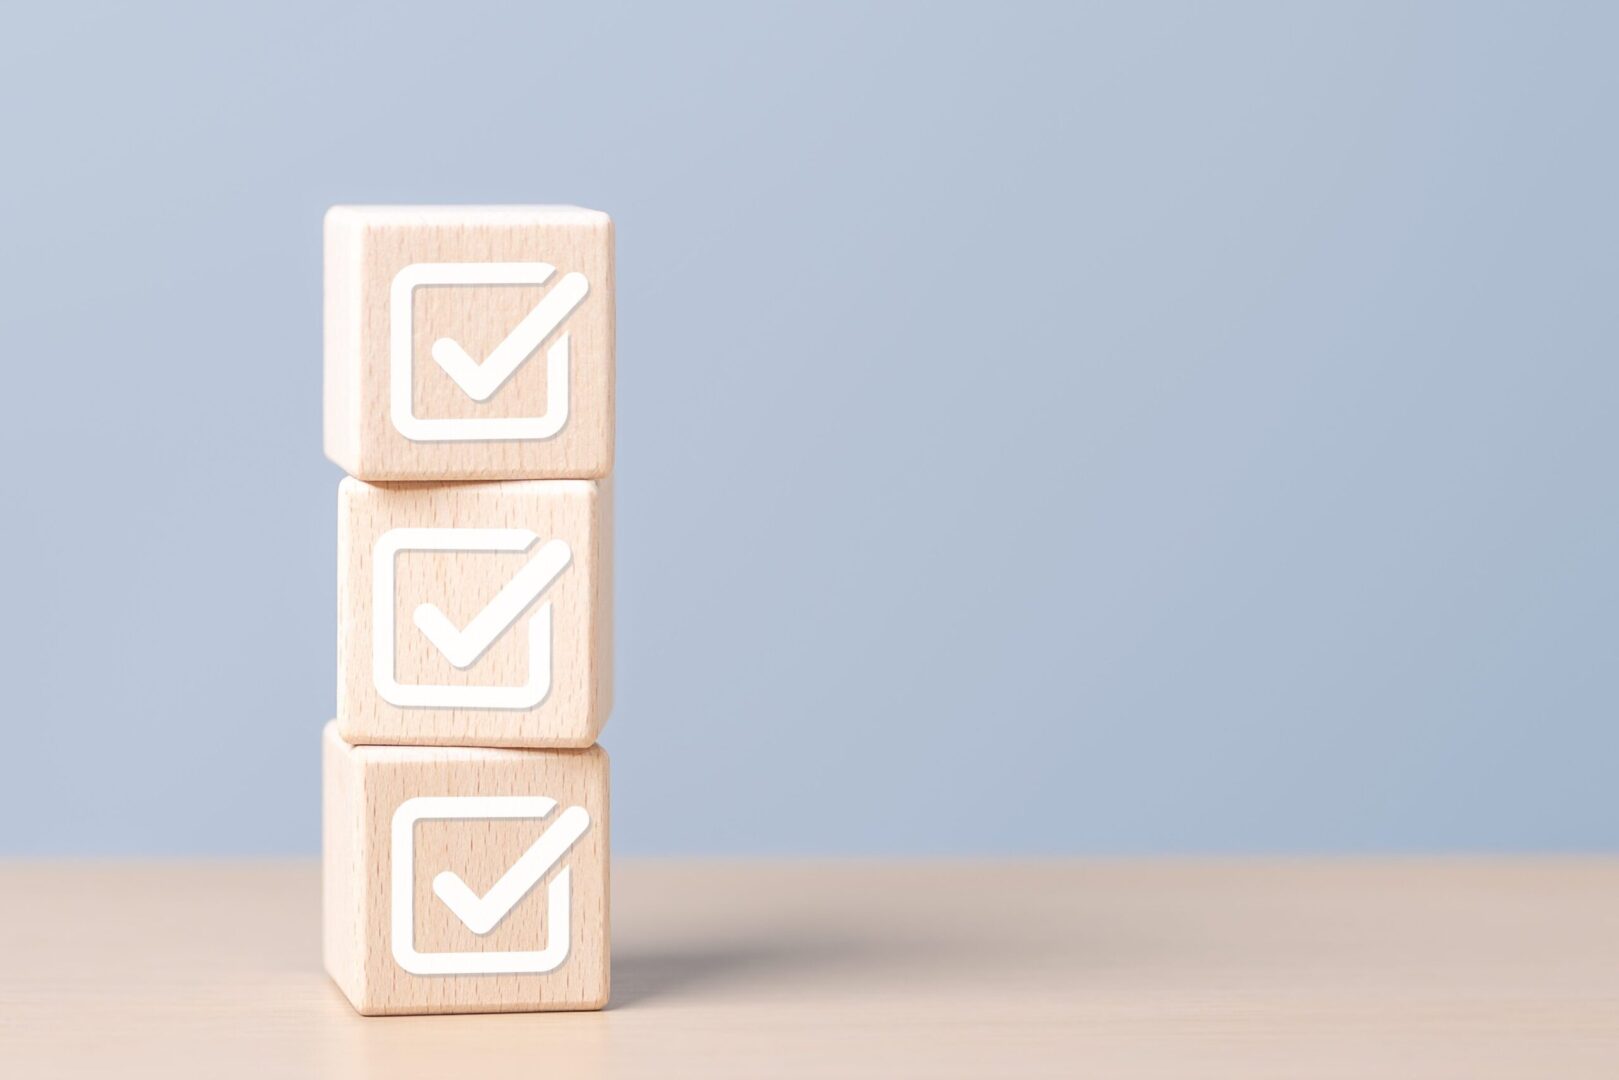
[
  {"left": 390, "top": 262, "right": 589, "bottom": 443},
  {"left": 373, "top": 527, "right": 572, "bottom": 710},
  {"left": 390, "top": 795, "right": 591, "bottom": 976}
]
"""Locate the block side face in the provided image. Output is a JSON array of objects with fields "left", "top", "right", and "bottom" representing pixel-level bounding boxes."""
[
  {"left": 337, "top": 480, "right": 604, "bottom": 749},
  {"left": 321, "top": 722, "right": 371, "bottom": 1012},
  {"left": 335, "top": 479, "right": 364, "bottom": 741},
  {"left": 593, "top": 213, "right": 616, "bottom": 478},
  {"left": 323, "top": 210, "right": 366, "bottom": 476},
  {"left": 594, "top": 474, "right": 614, "bottom": 734},
  {"left": 343, "top": 211, "right": 614, "bottom": 482},
  {"left": 354, "top": 743, "right": 610, "bottom": 1014},
  {"left": 589, "top": 744, "right": 610, "bottom": 1011}
]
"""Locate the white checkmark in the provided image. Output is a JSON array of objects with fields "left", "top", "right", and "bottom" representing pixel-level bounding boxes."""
[
  {"left": 412, "top": 538, "right": 573, "bottom": 670},
  {"left": 428, "top": 271, "right": 589, "bottom": 403},
  {"left": 431, "top": 805, "right": 592, "bottom": 936}
]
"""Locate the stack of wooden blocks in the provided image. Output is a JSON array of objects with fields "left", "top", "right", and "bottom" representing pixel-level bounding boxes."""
[{"left": 320, "top": 206, "right": 615, "bottom": 1016}]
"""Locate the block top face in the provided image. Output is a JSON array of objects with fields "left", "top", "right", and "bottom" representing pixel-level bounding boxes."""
[{"left": 324, "top": 205, "right": 614, "bottom": 482}]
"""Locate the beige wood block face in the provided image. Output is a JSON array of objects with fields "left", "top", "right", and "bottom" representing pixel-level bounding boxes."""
[
  {"left": 322, "top": 723, "right": 610, "bottom": 1016},
  {"left": 338, "top": 477, "right": 611, "bottom": 749},
  {"left": 324, "top": 205, "right": 614, "bottom": 481}
]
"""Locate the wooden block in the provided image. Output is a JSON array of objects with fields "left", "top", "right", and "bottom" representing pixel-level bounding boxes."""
[
  {"left": 322, "top": 722, "right": 610, "bottom": 1015},
  {"left": 324, "top": 205, "right": 614, "bottom": 482},
  {"left": 337, "top": 476, "right": 611, "bottom": 749}
]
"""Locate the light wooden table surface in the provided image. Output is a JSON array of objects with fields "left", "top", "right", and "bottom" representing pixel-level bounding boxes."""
[{"left": 0, "top": 859, "right": 1614, "bottom": 1078}]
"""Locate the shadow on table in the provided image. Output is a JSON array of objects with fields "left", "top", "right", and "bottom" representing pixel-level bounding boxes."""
[{"left": 610, "top": 932, "right": 944, "bottom": 1010}]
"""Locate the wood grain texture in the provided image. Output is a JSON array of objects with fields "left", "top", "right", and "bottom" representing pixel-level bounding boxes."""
[
  {"left": 337, "top": 477, "right": 611, "bottom": 748},
  {"left": 324, "top": 204, "right": 614, "bottom": 482},
  {"left": 2, "top": 858, "right": 1616, "bottom": 1078},
  {"left": 322, "top": 723, "right": 610, "bottom": 1015}
]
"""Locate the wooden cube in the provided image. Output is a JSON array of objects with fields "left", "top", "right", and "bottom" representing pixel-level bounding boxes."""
[
  {"left": 337, "top": 476, "right": 612, "bottom": 749},
  {"left": 322, "top": 722, "right": 610, "bottom": 1015},
  {"left": 324, "top": 205, "right": 614, "bottom": 482}
]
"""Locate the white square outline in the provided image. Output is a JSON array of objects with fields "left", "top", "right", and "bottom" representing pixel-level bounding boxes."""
[
  {"left": 390, "top": 795, "right": 581, "bottom": 976},
  {"left": 373, "top": 527, "right": 564, "bottom": 710},
  {"left": 389, "top": 262, "right": 577, "bottom": 443}
]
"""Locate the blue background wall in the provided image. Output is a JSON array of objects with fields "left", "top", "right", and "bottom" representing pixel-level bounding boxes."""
[{"left": 2, "top": 2, "right": 1614, "bottom": 854}]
